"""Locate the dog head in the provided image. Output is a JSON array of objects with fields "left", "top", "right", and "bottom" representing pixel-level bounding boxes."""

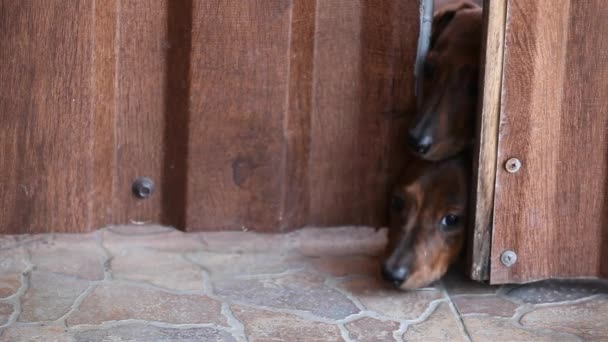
[
  {"left": 408, "top": 1, "right": 482, "bottom": 161},
  {"left": 382, "top": 156, "right": 469, "bottom": 289}
]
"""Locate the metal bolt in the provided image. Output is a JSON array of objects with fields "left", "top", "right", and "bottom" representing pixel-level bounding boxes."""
[
  {"left": 505, "top": 158, "right": 522, "bottom": 173},
  {"left": 500, "top": 250, "right": 518, "bottom": 267},
  {"left": 132, "top": 177, "right": 155, "bottom": 199}
]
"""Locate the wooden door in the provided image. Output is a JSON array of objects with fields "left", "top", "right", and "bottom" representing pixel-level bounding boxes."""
[
  {"left": 0, "top": 1, "right": 420, "bottom": 234},
  {"left": 472, "top": 0, "right": 608, "bottom": 283}
]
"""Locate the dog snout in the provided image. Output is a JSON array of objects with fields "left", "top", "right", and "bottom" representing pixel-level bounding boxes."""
[
  {"left": 407, "top": 131, "right": 433, "bottom": 155},
  {"left": 381, "top": 263, "right": 409, "bottom": 288}
]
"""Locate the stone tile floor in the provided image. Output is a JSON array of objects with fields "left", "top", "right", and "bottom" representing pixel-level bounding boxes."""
[{"left": 1, "top": 225, "right": 607, "bottom": 342}]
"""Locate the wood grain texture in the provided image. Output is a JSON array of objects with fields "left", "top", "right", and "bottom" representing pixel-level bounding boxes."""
[
  {"left": 91, "top": 0, "right": 118, "bottom": 228},
  {"left": 307, "top": 0, "right": 418, "bottom": 227},
  {"left": 0, "top": 0, "right": 419, "bottom": 233},
  {"left": 469, "top": 0, "right": 506, "bottom": 281},
  {"left": 0, "top": 1, "right": 97, "bottom": 233},
  {"left": 185, "top": 0, "right": 419, "bottom": 232},
  {"left": 491, "top": 0, "right": 608, "bottom": 283},
  {"left": 186, "top": 1, "right": 292, "bottom": 231},
  {"left": 279, "top": 0, "right": 317, "bottom": 230},
  {"left": 113, "top": 0, "right": 168, "bottom": 225}
]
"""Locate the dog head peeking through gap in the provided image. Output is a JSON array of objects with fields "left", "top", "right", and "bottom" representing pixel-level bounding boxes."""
[
  {"left": 382, "top": 155, "right": 470, "bottom": 289},
  {"left": 408, "top": 0, "right": 482, "bottom": 161}
]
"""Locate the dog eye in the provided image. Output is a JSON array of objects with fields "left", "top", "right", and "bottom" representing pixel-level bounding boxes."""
[
  {"left": 440, "top": 214, "right": 461, "bottom": 230},
  {"left": 390, "top": 195, "right": 405, "bottom": 211}
]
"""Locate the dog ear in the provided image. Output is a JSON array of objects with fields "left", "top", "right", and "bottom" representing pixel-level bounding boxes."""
[{"left": 430, "top": 1, "right": 478, "bottom": 48}]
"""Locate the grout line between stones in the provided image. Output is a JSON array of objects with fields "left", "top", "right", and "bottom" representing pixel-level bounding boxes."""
[
  {"left": 324, "top": 278, "right": 368, "bottom": 313},
  {"left": 93, "top": 230, "right": 114, "bottom": 281},
  {"left": 57, "top": 282, "right": 99, "bottom": 328},
  {"left": 531, "top": 293, "right": 606, "bottom": 308},
  {"left": 439, "top": 281, "right": 473, "bottom": 342},
  {"left": 0, "top": 248, "right": 34, "bottom": 329},
  {"left": 180, "top": 253, "right": 215, "bottom": 296},
  {"left": 392, "top": 322, "right": 406, "bottom": 342},
  {"left": 67, "top": 319, "right": 236, "bottom": 334},
  {"left": 338, "top": 323, "right": 354, "bottom": 342},
  {"left": 221, "top": 303, "right": 248, "bottom": 342}
]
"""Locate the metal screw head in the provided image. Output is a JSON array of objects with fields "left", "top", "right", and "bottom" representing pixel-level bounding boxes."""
[
  {"left": 132, "top": 177, "right": 155, "bottom": 199},
  {"left": 500, "top": 250, "right": 518, "bottom": 267},
  {"left": 505, "top": 158, "right": 522, "bottom": 173}
]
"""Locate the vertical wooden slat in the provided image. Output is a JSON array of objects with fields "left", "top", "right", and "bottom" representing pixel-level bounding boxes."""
[
  {"left": 91, "top": 0, "right": 118, "bottom": 227},
  {"left": 114, "top": 0, "right": 168, "bottom": 224},
  {"left": 307, "top": 0, "right": 418, "bottom": 226},
  {"left": 279, "top": 0, "right": 317, "bottom": 230},
  {"left": 557, "top": 0, "right": 608, "bottom": 280},
  {"left": 0, "top": 1, "right": 96, "bottom": 233},
  {"left": 469, "top": 0, "right": 507, "bottom": 281},
  {"left": 491, "top": 0, "right": 608, "bottom": 283},
  {"left": 186, "top": 1, "right": 292, "bottom": 231},
  {"left": 308, "top": 0, "right": 364, "bottom": 225}
]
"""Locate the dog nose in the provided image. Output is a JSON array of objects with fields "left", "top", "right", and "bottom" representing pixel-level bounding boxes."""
[
  {"left": 407, "top": 132, "right": 432, "bottom": 155},
  {"left": 381, "top": 264, "right": 409, "bottom": 288}
]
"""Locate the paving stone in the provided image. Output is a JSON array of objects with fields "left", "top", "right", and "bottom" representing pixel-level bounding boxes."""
[
  {"left": 232, "top": 305, "right": 343, "bottom": 342},
  {"left": 102, "top": 226, "right": 206, "bottom": 255},
  {"left": 198, "top": 231, "right": 291, "bottom": 254},
  {"left": 521, "top": 297, "right": 608, "bottom": 341},
  {"left": 339, "top": 277, "right": 443, "bottom": 320},
  {"left": 292, "top": 227, "right": 386, "bottom": 257},
  {"left": 0, "top": 324, "right": 71, "bottom": 342},
  {"left": 403, "top": 302, "right": 467, "bottom": 342},
  {"left": 0, "top": 235, "right": 45, "bottom": 250},
  {"left": 214, "top": 273, "right": 359, "bottom": 320},
  {"left": 112, "top": 249, "right": 202, "bottom": 291},
  {"left": 453, "top": 295, "right": 519, "bottom": 317},
  {"left": 0, "top": 236, "right": 18, "bottom": 249},
  {"left": 0, "top": 249, "right": 27, "bottom": 299},
  {"left": 442, "top": 268, "right": 499, "bottom": 296},
  {"left": 67, "top": 283, "right": 226, "bottom": 326},
  {"left": 506, "top": 279, "right": 608, "bottom": 304},
  {"left": 73, "top": 324, "right": 236, "bottom": 342},
  {"left": 20, "top": 272, "right": 89, "bottom": 322},
  {"left": 345, "top": 317, "right": 400, "bottom": 342},
  {"left": 0, "top": 302, "right": 13, "bottom": 326},
  {"left": 308, "top": 255, "right": 380, "bottom": 277},
  {"left": 188, "top": 251, "right": 303, "bottom": 278},
  {"left": 30, "top": 234, "right": 105, "bottom": 281},
  {"left": 463, "top": 316, "right": 576, "bottom": 342}
]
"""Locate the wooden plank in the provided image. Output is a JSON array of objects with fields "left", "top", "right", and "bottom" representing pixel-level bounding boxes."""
[
  {"left": 113, "top": 0, "right": 168, "bottom": 225},
  {"left": 185, "top": 0, "right": 419, "bottom": 231},
  {"left": 186, "top": 1, "right": 292, "bottom": 231},
  {"left": 0, "top": 1, "right": 96, "bottom": 233},
  {"left": 0, "top": 0, "right": 421, "bottom": 233},
  {"left": 91, "top": 0, "right": 118, "bottom": 227},
  {"left": 307, "top": 0, "right": 418, "bottom": 226},
  {"left": 469, "top": 0, "right": 507, "bottom": 281},
  {"left": 279, "top": 0, "right": 317, "bottom": 230},
  {"left": 491, "top": 0, "right": 608, "bottom": 283}
]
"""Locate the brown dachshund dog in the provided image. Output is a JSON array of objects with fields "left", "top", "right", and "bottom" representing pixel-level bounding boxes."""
[
  {"left": 382, "top": 154, "right": 470, "bottom": 289},
  {"left": 408, "top": 0, "right": 482, "bottom": 161}
]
